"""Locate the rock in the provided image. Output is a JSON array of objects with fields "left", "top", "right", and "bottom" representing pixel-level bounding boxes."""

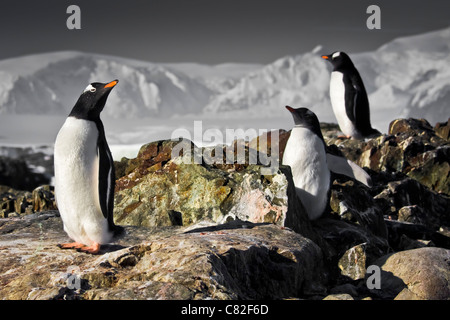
[
  {"left": 338, "top": 243, "right": 369, "bottom": 281},
  {"left": 0, "top": 212, "right": 326, "bottom": 300},
  {"left": 0, "top": 156, "right": 49, "bottom": 191},
  {"left": 326, "top": 118, "right": 450, "bottom": 195},
  {"left": 323, "top": 293, "right": 354, "bottom": 300},
  {"left": 384, "top": 220, "right": 450, "bottom": 251},
  {"left": 32, "top": 185, "right": 57, "bottom": 212},
  {"left": 375, "top": 178, "right": 450, "bottom": 230},
  {"left": 312, "top": 218, "right": 390, "bottom": 280},
  {"left": 329, "top": 177, "right": 388, "bottom": 239},
  {"left": 370, "top": 247, "right": 450, "bottom": 300},
  {"left": 113, "top": 138, "right": 319, "bottom": 243},
  {"left": 1, "top": 116, "right": 449, "bottom": 300},
  {"left": 248, "top": 129, "right": 290, "bottom": 161},
  {"left": 0, "top": 185, "right": 56, "bottom": 217},
  {"left": 434, "top": 118, "right": 450, "bottom": 141}
]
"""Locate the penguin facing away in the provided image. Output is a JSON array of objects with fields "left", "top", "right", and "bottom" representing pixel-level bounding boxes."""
[
  {"left": 54, "top": 80, "right": 123, "bottom": 254},
  {"left": 322, "top": 51, "right": 381, "bottom": 140},
  {"left": 282, "top": 106, "right": 372, "bottom": 220}
]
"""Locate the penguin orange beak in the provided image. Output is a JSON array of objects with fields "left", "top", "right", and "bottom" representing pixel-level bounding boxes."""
[
  {"left": 321, "top": 55, "right": 329, "bottom": 60},
  {"left": 285, "top": 106, "right": 295, "bottom": 113},
  {"left": 104, "top": 80, "right": 119, "bottom": 88}
]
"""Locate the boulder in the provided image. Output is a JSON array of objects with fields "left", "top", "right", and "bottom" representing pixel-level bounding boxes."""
[
  {"left": 374, "top": 178, "right": 450, "bottom": 230},
  {"left": 113, "top": 138, "right": 319, "bottom": 243},
  {"left": 329, "top": 177, "right": 388, "bottom": 239},
  {"left": 0, "top": 156, "right": 49, "bottom": 191},
  {"left": 369, "top": 247, "right": 450, "bottom": 300},
  {"left": 434, "top": 118, "right": 450, "bottom": 141},
  {"left": 0, "top": 212, "right": 326, "bottom": 300},
  {"left": 0, "top": 185, "right": 56, "bottom": 218},
  {"left": 327, "top": 118, "right": 450, "bottom": 195}
]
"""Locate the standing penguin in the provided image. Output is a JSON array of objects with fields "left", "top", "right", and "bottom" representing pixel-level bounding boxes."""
[
  {"left": 54, "top": 80, "right": 123, "bottom": 254},
  {"left": 282, "top": 106, "right": 372, "bottom": 220},
  {"left": 322, "top": 51, "right": 380, "bottom": 139}
]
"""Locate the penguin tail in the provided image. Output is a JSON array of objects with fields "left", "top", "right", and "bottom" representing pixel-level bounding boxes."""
[
  {"left": 112, "top": 225, "right": 126, "bottom": 240},
  {"left": 367, "top": 128, "right": 382, "bottom": 138}
]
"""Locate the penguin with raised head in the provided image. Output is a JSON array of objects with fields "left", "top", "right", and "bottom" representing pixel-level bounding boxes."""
[
  {"left": 54, "top": 80, "right": 123, "bottom": 254},
  {"left": 322, "top": 51, "right": 380, "bottom": 139},
  {"left": 282, "top": 106, "right": 372, "bottom": 220}
]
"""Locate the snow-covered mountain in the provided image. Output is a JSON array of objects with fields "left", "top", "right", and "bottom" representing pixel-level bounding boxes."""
[
  {"left": 0, "top": 27, "right": 449, "bottom": 129},
  {"left": 0, "top": 51, "right": 258, "bottom": 118},
  {"left": 204, "top": 46, "right": 331, "bottom": 116},
  {"left": 205, "top": 27, "right": 450, "bottom": 128},
  {"left": 352, "top": 27, "right": 450, "bottom": 126}
]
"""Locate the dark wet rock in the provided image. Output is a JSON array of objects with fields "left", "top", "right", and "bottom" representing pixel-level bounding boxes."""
[
  {"left": 0, "top": 156, "right": 49, "bottom": 191},
  {"left": 375, "top": 178, "right": 450, "bottom": 230},
  {"left": 329, "top": 178, "right": 387, "bottom": 239}
]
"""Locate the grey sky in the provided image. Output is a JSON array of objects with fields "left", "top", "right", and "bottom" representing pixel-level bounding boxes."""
[{"left": 0, "top": 0, "right": 449, "bottom": 64}]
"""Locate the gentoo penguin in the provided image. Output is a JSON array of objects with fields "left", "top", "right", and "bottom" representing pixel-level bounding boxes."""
[
  {"left": 322, "top": 51, "right": 380, "bottom": 139},
  {"left": 282, "top": 106, "right": 372, "bottom": 220},
  {"left": 54, "top": 80, "right": 123, "bottom": 254}
]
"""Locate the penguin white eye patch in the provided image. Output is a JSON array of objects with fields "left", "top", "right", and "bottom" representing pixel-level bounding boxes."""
[
  {"left": 84, "top": 84, "right": 96, "bottom": 93},
  {"left": 332, "top": 52, "right": 341, "bottom": 59}
]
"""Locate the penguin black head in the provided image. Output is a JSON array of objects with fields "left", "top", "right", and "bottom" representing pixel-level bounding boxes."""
[
  {"left": 285, "top": 106, "right": 324, "bottom": 141},
  {"left": 69, "top": 80, "right": 119, "bottom": 120},
  {"left": 321, "top": 51, "right": 355, "bottom": 70}
]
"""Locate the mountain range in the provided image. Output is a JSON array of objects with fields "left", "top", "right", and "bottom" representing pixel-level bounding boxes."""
[{"left": 0, "top": 27, "right": 449, "bottom": 130}]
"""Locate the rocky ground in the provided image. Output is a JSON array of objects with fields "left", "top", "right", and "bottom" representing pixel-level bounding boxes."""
[{"left": 0, "top": 117, "right": 449, "bottom": 300}]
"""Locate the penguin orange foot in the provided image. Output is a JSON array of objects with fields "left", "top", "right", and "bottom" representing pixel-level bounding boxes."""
[
  {"left": 76, "top": 242, "right": 101, "bottom": 254},
  {"left": 337, "top": 134, "right": 352, "bottom": 139},
  {"left": 57, "top": 242, "right": 86, "bottom": 249}
]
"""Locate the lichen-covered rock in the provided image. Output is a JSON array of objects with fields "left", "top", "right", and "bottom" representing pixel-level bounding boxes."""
[
  {"left": 112, "top": 138, "right": 318, "bottom": 243},
  {"left": 327, "top": 118, "right": 450, "bottom": 195},
  {"left": 370, "top": 247, "right": 450, "bottom": 300},
  {"left": 0, "top": 185, "right": 56, "bottom": 217},
  {"left": 338, "top": 243, "right": 370, "bottom": 281},
  {"left": 0, "top": 212, "right": 326, "bottom": 300}
]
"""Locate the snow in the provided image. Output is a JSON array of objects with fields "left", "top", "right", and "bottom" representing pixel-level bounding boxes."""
[{"left": 0, "top": 27, "right": 449, "bottom": 159}]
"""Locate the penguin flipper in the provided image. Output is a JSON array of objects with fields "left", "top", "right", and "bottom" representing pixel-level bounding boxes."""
[
  {"left": 343, "top": 75, "right": 357, "bottom": 123},
  {"left": 351, "top": 74, "right": 373, "bottom": 134},
  {"left": 326, "top": 153, "right": 372, "bottom": 187},
  {"left": 97, "top": 135, "right": 116, "bottom": 225}
]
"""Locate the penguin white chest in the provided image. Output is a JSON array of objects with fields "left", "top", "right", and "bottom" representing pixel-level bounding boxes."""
[
  {"left": 54, "top": 117, "right": 110, "bottom": 245},
  {"left": 282, "top": 128, "right": 330, "bottom": 220},
  {"left": 329, "top": 71, "right": 358, "bottom": 137}
]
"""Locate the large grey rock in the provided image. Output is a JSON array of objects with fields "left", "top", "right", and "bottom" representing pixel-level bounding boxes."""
[{"left": 0, "top": 212, "right": 326, "bottom": 300}]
